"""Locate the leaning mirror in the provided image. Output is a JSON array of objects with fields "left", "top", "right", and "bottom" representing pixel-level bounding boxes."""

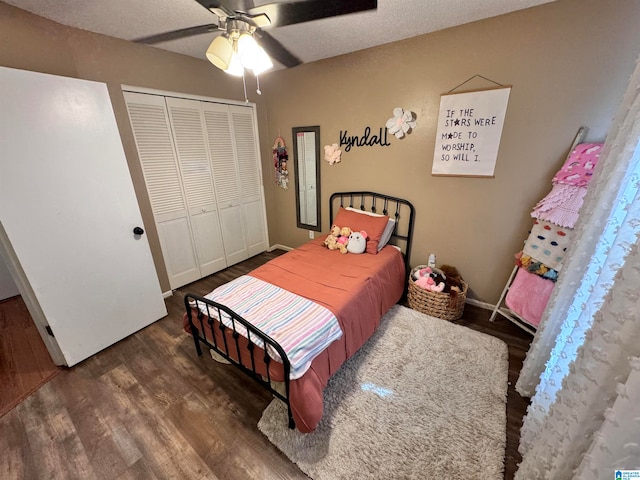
[{"left": 292, "top": 126, "right": 321, "bottom": 232}]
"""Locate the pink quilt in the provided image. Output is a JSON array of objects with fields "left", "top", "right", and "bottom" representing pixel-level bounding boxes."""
[
  {"left": 505, "top": 268, "right": 555, "bottom": 328},
  {"left": 552, "top": 143, "right": 602, "bottom": 186}
]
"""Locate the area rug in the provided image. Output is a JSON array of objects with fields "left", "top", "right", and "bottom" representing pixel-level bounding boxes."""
[{"left": 258, "top": 305, "right": 508, "bottom": 479}]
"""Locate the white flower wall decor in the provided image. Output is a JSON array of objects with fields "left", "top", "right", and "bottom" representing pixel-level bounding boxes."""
[
  {"left": 324, "top": 143, "right": 342, "bottom": 165},
  {"left": 386, "top": 107, "right": 417, "bottom": 139}
]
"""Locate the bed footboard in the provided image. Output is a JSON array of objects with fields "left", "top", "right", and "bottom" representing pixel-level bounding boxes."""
[{"left": 184, "top": 293, "right": 294, "bottom": 429}]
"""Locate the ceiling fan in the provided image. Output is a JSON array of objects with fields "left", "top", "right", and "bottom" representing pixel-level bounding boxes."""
[{"left": 134, "top": 0, "right": 378, "bottom": 71}]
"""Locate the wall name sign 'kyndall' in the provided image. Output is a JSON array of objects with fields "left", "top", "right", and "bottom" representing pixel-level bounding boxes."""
[{"left": 339, "top": 126, "right": 391, "bottom": 152}]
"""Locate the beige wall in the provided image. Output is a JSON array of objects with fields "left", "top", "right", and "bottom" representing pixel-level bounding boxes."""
[
  {"left": 2, "top": 0, "right": 640, "bottom": 303},
  {"left": 0, "top": 2, "right": 270, "bottom": 293},
  {"left": 260, "top": 0, "right": 640, "bottom": 302}
]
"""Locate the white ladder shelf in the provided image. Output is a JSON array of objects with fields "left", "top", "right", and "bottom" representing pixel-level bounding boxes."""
[
  {"left": 488, "top": 127, "right": 587, "bottom": 336},
  {"left": 488, "top": 265, "right": 537, "bottom": 335}
]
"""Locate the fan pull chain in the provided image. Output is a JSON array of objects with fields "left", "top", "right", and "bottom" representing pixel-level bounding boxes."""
[
  {"left": 256, "top": 75, "right": 262, "bottom": 95},
  {"left": 242, "top": 71, "right": 248, "bottom": 103}
]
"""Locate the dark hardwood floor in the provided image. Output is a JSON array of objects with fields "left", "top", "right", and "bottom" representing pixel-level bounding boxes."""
[
  {"left": 0, "top": 296, "right": 61, "bottom": 418},
  {"left": 452, "top": 304, "right": 532, "bottom": 479},
  {"left": 0, "top": 250, "right": 531, "bottom": 479}
]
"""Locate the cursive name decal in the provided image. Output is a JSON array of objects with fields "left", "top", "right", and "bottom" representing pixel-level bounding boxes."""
[{"left": 339, "top": 126, "right": 391, "bottom": 152}]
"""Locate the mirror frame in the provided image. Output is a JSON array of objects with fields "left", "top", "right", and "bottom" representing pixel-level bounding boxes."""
[{"left": 292, "top": 126, "right": 322, "bottom": 232}]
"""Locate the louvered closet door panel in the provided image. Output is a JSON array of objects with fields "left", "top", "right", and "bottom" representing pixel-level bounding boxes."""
[
  {"left": 202, "top": 102, "right": 248, "bottom": 265},
  {"left": 218, "top": 206, "right": 247, "bottom": 265},
  {"left": 229, "top": 105, "right": 268, "bottom": 256},
  {"left": 123, "top": 92, "right": 200, "bottom": 289},
  {"left": 165, "top": 97, "right": 226, "bottom": 276},
  {"left": 156, "top": 214, "right": 202, "bottom": 285},
  {"left": 230, "top": 105, "right": 262, "bottom": 203},
  {"left": 202, "top": 103, "right": 241, "bottom": 207},
  {"left": 190, "top": 209, "right": 226, "bottom": 277}
]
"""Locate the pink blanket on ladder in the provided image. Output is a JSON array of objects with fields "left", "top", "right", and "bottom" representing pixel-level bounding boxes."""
[{"left": 505, "top": 268, "right": 555, "bottom": 328}]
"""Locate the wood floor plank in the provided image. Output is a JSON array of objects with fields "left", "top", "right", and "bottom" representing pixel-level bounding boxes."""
[
  {"left": 52, "top": 372, "right": 137, "bottom": 480},
  {"left": 115, "top": 459, "right": 160, "bottom": 480},
  {"left": 97, "top": 365, "right": 219, "bottom": 480},
  {"left": 17, "top": 385, "right": 98, "bottom": 480},
  {"left": 0, "top": 296, "right": 60, "bottom": 417},
  {"left": 0, "top": 409, "right": 37, "bottom": 480}
]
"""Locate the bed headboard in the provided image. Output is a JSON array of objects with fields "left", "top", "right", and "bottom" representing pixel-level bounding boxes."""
[{"left": 330, "top": 191, "right": 415, "bottom": 273}]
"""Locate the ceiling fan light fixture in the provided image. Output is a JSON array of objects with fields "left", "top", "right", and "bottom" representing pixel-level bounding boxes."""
[
  {"left": 249, "top": 44, "right": 273, "bottom": 75},
  {"left": 225, "top": 51, "right": 245, "bottom": 77},
  {"left": 206, "top": 35, "right": 233, "bottom": 70},
  {"left": 237, "top": 33, "right": 273, "bottom": 75}
]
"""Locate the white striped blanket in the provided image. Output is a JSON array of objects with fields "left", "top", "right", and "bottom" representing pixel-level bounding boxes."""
[{"left": 200, "top": 275, "right": 343, "bottom": 379}]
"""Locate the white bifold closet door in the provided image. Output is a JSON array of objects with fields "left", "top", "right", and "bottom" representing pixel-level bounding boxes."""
[
  {"left": 202, "top": 102, "right": 248, "bottom": 265},
  {"left": 203, "top": 102, "right": 268, "bottom": 264},
  {"left": 124, "top": 91, "right": 268, "bottom": 290},
  {"left": 229, "top": 105, "right": 268, "bottom": 258},
  {"left": 165, "top": 97, "right": 227, "bottom": 278},
  {"left": 124, "top": 92, "right": 202, "bottom": 289},
  {"left": 125, "top": 93, "right": 228, "bottom": 289}
]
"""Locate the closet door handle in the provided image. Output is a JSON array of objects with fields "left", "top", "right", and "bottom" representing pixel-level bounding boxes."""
[{"left": 133, "top": 226, "right": 144, "bottom": 236}]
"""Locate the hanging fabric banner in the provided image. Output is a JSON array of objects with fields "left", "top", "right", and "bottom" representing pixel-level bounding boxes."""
[
  {"left": 273, "top": 135, "right": 289, "bottom": 190},
  {"left": 432, "top": 86, "right": 511, "bottom": 177}
]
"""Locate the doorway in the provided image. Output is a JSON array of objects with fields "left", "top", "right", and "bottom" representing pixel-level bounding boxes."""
[{"left": 0, "top": 255, "right": 60, "bottom": 418}]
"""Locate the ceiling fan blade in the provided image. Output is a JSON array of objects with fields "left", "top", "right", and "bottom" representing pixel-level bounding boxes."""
[
  {"left": 196, "top": 0, "right": 236, "bottom": 17},
  {"left": 249, "top": 0, "right": 377, "bottom": 28},
  {"left": 254, "top": 30, "right": 301, "bottom": 69},
  {"left": 194, "top": 0, "right": 252, "bottom": 17},
  {"left": 134, "top": 24, "right": 221, "bottom": 44},
  {"left": 195, "top": 0, "right": 270, "bottom": 28}
]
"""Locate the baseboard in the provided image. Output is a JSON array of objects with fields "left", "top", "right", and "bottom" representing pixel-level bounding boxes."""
[
  {"left": 268, "top": 244, "right": 293, "bottom": 252},
  {"left": 465, "top": 297, "right": 496, "bottom": 311},
  {"left": 162, "top": 290, "right": 173, "bottom": 299}
]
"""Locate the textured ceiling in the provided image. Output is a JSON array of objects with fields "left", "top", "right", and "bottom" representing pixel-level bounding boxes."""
[{"left": 4, "top": 0, "right": 557, "bottom": 68}]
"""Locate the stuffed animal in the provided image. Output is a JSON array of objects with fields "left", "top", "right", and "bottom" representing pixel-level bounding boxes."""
[
  {"left": 324, "top": 224, "right": 341, "bottom": 250},
  {"left": 413, "top": 266, "right": 434, "bottom": 280},
  {"left": 415, "top": 275, "right": 445, "bottom": 292},
  {"left": 336, "top": 226, "right": 351, "bottom": 254},
  {"left": 440, "top": 264, "right": 464, "bottom": 307},
  {"left": 346, "top": 230, "right": 368, "bottom": 254},
  {"left": 413, "top": 266, "right": 448, "bottom": 292},
  {"left": 413, "top": 266, "right": 446, "bottom": 281},
  {"left": 440, "top": 264, "right": 463, "bottom": 291}
]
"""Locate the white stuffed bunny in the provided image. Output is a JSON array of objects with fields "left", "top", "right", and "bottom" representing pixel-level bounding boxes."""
[{"left": 346, "top": 230, "right": 367, "bottom": 254}]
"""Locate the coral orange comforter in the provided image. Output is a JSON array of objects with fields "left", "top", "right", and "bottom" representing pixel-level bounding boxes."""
[{"left": 184, "top": 237, "right": 406, "bottom": 432}]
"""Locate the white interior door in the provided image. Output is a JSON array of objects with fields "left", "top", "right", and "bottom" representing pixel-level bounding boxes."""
[{"left": 0, "top": 67, "right": 167, "bottom": 366}]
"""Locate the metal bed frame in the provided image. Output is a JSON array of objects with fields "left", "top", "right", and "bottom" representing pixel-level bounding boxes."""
[{"left": 184, "top": 191, "right": 415, "bottom": 429}]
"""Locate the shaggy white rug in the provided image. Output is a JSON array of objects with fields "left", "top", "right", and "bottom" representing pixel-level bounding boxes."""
[{"left": 258, "top": 305, "right": 508, "bottom": 479}]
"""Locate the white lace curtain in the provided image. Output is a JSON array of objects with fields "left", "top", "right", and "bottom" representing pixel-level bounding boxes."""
[{"left": 515, "top": 55, "right": 640, "bottom": 479}]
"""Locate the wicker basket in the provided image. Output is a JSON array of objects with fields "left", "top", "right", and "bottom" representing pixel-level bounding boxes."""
[{"left": 407, "top": 266, "right": 468, "bottom": 321}]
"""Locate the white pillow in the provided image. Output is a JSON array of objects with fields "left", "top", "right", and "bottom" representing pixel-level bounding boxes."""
[{"left": 345, "top": 207, "right": 395, "bottom": 251}]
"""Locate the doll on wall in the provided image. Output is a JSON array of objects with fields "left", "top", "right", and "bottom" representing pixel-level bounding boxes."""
[{"left": 273, "top": 136, "right": 289, "bottom": 190}]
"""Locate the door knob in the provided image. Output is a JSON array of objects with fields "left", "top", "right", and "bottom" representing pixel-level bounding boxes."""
[{"left": 133, "top": 227, "right": 144, "bottom": 236}]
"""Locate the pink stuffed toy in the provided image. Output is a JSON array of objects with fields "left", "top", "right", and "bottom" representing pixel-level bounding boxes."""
[
  {"left": 414, "top": 267, "right": 433, "bottom": 279},
  {"left": 336, "top": 226, "right": 351, "bottom": 254},
  {"left": 415, "top": 276, "right": 445, "bottom": 292}
]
